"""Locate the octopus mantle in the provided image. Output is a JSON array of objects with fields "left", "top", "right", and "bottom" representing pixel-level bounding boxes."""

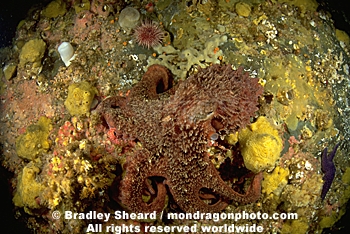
[{"left": 97, "top": 64, "right": 264, "bottom": 213}]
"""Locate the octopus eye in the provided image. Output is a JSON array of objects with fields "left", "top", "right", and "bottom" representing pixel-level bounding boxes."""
[
  {"left": 210, "top": 132, "right": 219, "bottom": 141},
  {"left": 109, "top": 103, "right": 120, "bottom": 109}
]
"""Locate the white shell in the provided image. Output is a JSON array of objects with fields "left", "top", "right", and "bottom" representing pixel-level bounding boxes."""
[{"left": 58, "top": 42, "right": 76, "bottom": 67}]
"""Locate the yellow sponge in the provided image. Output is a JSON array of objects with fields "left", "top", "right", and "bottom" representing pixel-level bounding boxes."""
[
  {"left": 13, "top": 163, "right": 45, "bottom": 210},
  {"left": 239, "top": 116, "right": 283, "bottom": 173},
  {"left": 64, "top": 81, "right": 97, "bottom": 116},
  {"left": 262, "top": 166, "right": 289, "bottom": 196},
  {"left": 16, "top": 116, "right": 52, "bottom": 160}
]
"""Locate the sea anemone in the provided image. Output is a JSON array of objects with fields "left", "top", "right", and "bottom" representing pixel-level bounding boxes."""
[{"left": 133, "top": 20, "right": 164, "bottom": 49}]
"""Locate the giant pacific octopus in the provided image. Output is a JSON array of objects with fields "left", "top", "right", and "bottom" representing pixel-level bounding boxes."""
[{"left": 96, "top": 64, "right": 264, "bottom": 213}]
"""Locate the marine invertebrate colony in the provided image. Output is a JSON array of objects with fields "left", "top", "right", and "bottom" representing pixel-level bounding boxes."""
[
  {"left": 96, "top": 64, "right": 264, "bottom": 213},
  {"left": 133, "top": 20, "right": 164, "bottom": 49},
  {"left": 64, "top": 81, "right": 98, "bottom": 116},
  {"left": 16, "top": 116, "right": 52, "bottom": 161},
  {"left": 239, "top": 116, "right": 283, "bottom": 173}
]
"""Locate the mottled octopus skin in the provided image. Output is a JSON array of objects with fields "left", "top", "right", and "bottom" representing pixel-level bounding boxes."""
[{"left": 97, "top": 64, "right": 264, "bottom": 213}]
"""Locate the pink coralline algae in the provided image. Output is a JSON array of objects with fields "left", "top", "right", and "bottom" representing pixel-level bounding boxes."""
[
  {"left": 96, "top": 64, "right": 264, "bottom": 213},
  {"left": 71, "top": 11, "right": 101, "bottom": 42},
  {"left": 90, "top": 0, "right": 112, "bottom": 19}
]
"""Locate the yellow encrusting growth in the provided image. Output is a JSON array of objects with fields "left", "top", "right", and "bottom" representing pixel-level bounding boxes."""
[
  {"left": 16, "top": 116, "right": 52, "bottom": 160},
  {"left": 19, "top": 39, "right": 46, "bottom": 67},
  {"left": 262, "top": 166, "right": 289, "bottom": 196},
  {"left": 342, "top": 167, "right": 350, "bottom": 184},
  {"left": 239, "top": 116, "right": 283, "bottom": 173},
  {"left": 335, "top": 29, "right": 350, "bottom": 45},
  {"left": 226, "top": 132, "right": 239, "bottom": 145},
  {"left": 13, "top": 162, "right": 46, "bottom": 210},
  {"left": 41, "top": 0, "right": 67, "bottom": 18},
  {"left": 319, "top": 167, "right": 350, "bottom": 229},
  {"left": 281, "top": 218, "right": 309, "bottom": 234},
  {"left": 235, "top": 2, "right": 251, "bottom": 17},
  {"left": 64, "top": 81, "right": 98, "bottom": 116}
]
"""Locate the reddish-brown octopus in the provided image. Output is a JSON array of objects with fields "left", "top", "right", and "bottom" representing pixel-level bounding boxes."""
[{"left": 96, "top": 64, "right": 264, "bottom": 213}]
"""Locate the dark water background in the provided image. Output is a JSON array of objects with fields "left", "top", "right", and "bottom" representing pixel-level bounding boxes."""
[{"left": 0, "top": 0, "right": 50, "bottom": 48}]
